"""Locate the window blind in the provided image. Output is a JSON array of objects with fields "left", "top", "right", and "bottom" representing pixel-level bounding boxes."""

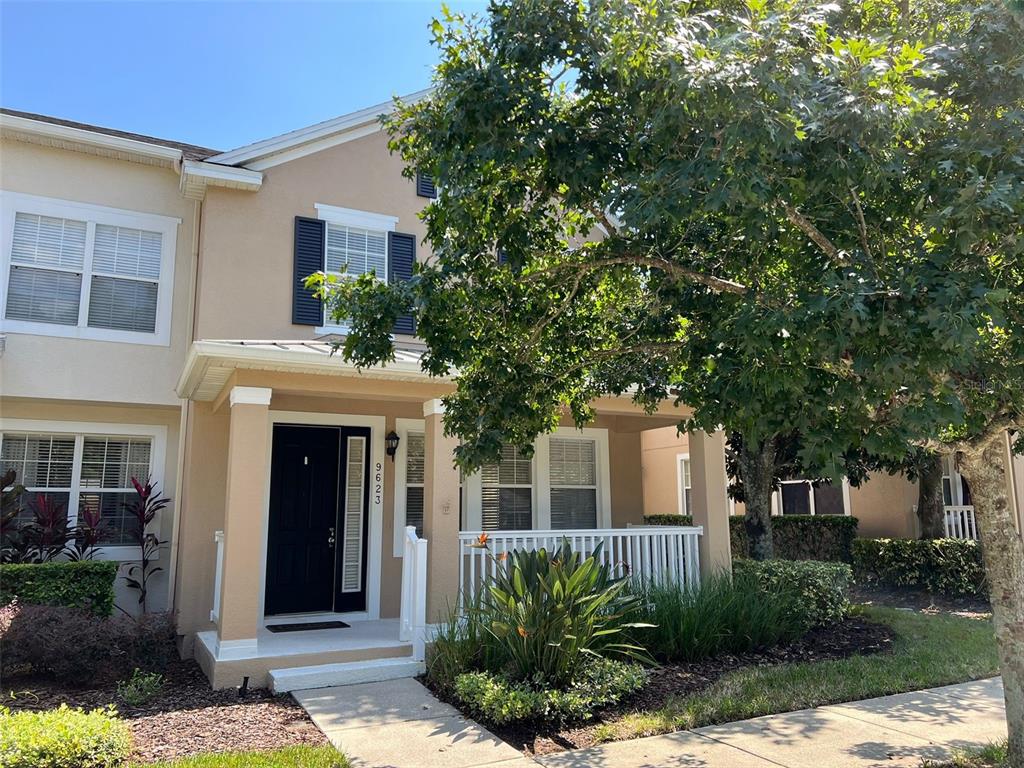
[
  {"left": 405, "top": 432, "right": 425, "bottom": 536},
  {"left": 6, "top": 213, "right": 88, "bottom": 325},
  {"left": 549, "top": 438, "right": 597, "bottom": 529},
  {"left": 481, "top": 445, "right": 533, "bottom": 530},
  {"left": 325, "top": 224, "right": 387, "bottom": 278}
]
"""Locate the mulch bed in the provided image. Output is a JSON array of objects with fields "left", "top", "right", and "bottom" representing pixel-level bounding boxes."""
[
  {"left": 4, "top": 655, "right": 327, "bottom": 764},
  {"left": 426, "top": 615, "right": 896, "bottom": 757}
]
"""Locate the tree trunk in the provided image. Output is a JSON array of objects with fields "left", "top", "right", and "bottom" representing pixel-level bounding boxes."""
[
  {"left": 916, "top": 453, "right": 946, "bottom": 539},
  {"left": 958, "top": 432, "right": 1024, "bottom": 767},
  {"left": 735, "top": 438, "right": 777, "bottom": 561}
]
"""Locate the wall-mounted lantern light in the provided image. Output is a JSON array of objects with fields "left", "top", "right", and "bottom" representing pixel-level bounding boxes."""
[{"left": 385, "top": 430, "right": 400, "bottom": 461}]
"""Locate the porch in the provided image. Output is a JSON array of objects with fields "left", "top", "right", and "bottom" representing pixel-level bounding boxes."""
[{"left": 174, "top": 341, "right": 733, "bottom": 689}]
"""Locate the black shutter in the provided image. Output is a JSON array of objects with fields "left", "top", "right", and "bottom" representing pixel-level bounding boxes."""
[
  {"left": 389, "top": 231, "right": 416, "bottom": 335},
  {"left": 415, "top": 172, "right": 437, "bottom": 199},
  {"left": 293, "top": 216, "right": 325, "bottom": 326}
]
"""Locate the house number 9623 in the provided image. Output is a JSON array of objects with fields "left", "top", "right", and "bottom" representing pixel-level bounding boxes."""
[{"left": 374, "top": 462, "right": 383, "bottom": 506}]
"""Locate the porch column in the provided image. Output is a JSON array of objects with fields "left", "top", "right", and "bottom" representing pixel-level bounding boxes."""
[
  {"left": 689, "top": 428, "right": 733, "bottom": 577},
  {"left": 422, "top": 399, "right": 461, "bottom": 621},
  {"left": 216, "top": 386, "right": 272, "bottom": 655}
]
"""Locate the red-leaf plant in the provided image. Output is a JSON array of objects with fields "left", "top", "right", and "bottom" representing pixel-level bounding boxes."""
[
  {"left": 68, "top": 502, "right": 106, "bottom": 562},
  {"left": 121, "top": 477, "right": 171, "bottom": 614},
  {"left": 25, "top": 493, "right": 72, "bottom": 563}
]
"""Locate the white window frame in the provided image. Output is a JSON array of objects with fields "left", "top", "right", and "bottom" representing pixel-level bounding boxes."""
[
  {"left": 942, "top": 455, "right": 968, "bottom": 506},
  {"left": 772, "top": 477, "right": 852, "bottom": 516},
  {"left": 0, "top": 191, "right": 179, "bottom": 346},
  {"left": 0, "top": 418, "right": 168, "bottom": 560},
  {"left": 462, "top": 427, "right": 612, "bottom": 531},
  {"left": 313, "top": 203, "right": 398, "bottom": 336},
  {"left": 392, "top": 417, "right": 425, "bottom": 557},
  {"left": 676, "top": 452, "right": 692, "bottom": 516}
]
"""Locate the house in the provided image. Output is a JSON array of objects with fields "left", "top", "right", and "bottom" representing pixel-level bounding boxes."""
[
  {"left": 641, "top": 427, "right": 1024, "bottom": 540},
  {"left": 1, "top": 98, "right": 1020, "bottom": 690}
]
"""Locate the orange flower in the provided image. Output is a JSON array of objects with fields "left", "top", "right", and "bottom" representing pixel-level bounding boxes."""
[
  {"left": 470, "top": 532, "right": 490, "bottom": 549},
  {"left": 517, "top": 626, "right": 529, "bottom": 638},
  {"left": 497, "top": 552, "right": 508, "bottom": 562}
]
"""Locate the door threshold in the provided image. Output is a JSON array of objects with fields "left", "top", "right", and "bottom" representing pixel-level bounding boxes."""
[{"left": 263, "top": 611, "right": 370, "bottom": 627}]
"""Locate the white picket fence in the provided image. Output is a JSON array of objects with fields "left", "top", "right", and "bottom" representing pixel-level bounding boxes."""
[
  {"left": 457, "top": 526, "right": 702, "bottom": 604},
  {"left": 943, "top": 505, "right": 979, "bottom": 540},
  {"left": 398, "top": 526, "right": 428, "bottom": 661}
]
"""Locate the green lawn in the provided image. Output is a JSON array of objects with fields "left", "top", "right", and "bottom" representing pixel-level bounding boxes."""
[
  {"left": 594, "top": 605, "right": 999, "bottom": 742},
  {"left": 133, "top": 745, "right": 349, "bottom": 768},
  {"left": 923, "top": 742, "right": 1009, "bottom": 767}
]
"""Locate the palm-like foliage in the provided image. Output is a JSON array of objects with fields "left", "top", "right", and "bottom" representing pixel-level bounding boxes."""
[{"left": 478, "top": 540, "right": 650, "bottom": 688}]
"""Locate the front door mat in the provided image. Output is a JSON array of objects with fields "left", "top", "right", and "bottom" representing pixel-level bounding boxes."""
[{"left": 265, "top": 620, "right": 350, "bottom": 633}]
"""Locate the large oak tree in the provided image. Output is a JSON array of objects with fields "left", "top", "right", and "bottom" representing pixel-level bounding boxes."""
[{"left": 314, "top": 0, "right": 1024, "bottom": 758}]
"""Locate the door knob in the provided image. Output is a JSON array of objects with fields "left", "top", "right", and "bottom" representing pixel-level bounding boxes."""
[{"left": 328, "top": 527, "right": 336, "bottom": 547}]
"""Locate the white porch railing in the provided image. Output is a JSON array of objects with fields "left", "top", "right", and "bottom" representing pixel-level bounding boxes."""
[
  {"left": 399, "top": 526, "right": 429, "bottom": 661},
  {"left": 458, "top": 526, "right": 702, "bottom": 605},
  {"left": 944, "top": 506, "right": 979, "bottom": 540},
  {"left": 210, "top": 530, "right": 225, "bottom": 622}
]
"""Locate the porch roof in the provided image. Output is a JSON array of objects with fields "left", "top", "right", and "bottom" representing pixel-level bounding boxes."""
[{"left": 176, "top": 339, "right": 435, "bottom": 401}]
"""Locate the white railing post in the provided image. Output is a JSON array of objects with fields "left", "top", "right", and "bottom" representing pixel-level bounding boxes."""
[
  {"left": 943, "top": 506, "right": 979, "bottom": 540},
  {"left": 399, "top": 526, "right": 429, "bottom": 660},
  {"left": 210, "top": 530, "right": 225, "bottom": 622}
]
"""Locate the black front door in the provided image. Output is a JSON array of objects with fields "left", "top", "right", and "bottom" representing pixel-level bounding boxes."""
[{"left": 265, "top": 424, "right": 371, "bottom": 616}]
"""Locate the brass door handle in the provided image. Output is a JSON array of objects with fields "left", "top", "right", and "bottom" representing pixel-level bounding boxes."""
[{"left": 328, "top": 527, "right": 336, "bottom": 547}]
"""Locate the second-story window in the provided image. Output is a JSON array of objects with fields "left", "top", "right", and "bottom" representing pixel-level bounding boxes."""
[
  {"left": 1, "top": 192, "right": 179, "bottom": 345},
  {"left": 325, "top": 224, "right": 387, "bottom": 279}
]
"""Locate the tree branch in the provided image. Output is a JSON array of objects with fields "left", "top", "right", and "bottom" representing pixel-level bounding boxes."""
[
  {"left": 784, "top": 203, "right": 847, "bottom": 266},
  {"left": 849, "top": 187, "right": 873, "bottom": 262}
]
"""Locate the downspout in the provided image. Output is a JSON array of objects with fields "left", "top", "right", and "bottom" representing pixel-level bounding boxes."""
[{"left": 166, "top": 195, "right": 203, "bottom": 618}]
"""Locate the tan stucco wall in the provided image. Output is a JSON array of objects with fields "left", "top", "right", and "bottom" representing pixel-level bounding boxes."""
[
  {"left": 0, "top": 397, "right": 181, "bottom": 613},
  {"left": 641, "top": 426, "right": 689, "bottom": 517},
  {"left": 194, "top": 129, "right": 428, "bottom": 341},
  {"left": 0, "top": 140, "right": 196, "bottom": 406},
  {"left": 848, "top": 472, "right": 919, "bottom": 539}
]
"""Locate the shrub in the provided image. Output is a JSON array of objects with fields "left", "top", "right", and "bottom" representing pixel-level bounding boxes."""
[
  {"left": 733, "top": 559, "right": 852, "bottom": 627},
  {"left": 453, "top": 658, "right": 647, "bottom": 725},
  {"left": 852, "top": 538, "right": 986, "bottom": 596},
  {"left": 0, "top": 704, "right": 133, "bottom": 768},
  {"left": 631, "top": 573, "right": 807, "bottom": 662},
  {"left": 643, "top": 514, "right": 858, "bottom": 562},
  {"left": 116, "top": 668, "right": 165, "bottom": 707},
  {"left": 474, "top": 539, "right": 650, "bottom": 688},
  {"left": 0, "top": 561, "right": 118, "bottom": 616},
  {"left": 0, "top": 603, "right": 175, "bottom": 685}
]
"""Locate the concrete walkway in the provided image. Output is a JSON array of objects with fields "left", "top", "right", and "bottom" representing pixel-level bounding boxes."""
[{"left": 294, "top": 677, "right": 1007, "bottom": 768}]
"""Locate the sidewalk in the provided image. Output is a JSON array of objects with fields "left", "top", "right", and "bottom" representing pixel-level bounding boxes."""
[{"left": 294, "top": 676, "right": 1007, "bottom": 768}]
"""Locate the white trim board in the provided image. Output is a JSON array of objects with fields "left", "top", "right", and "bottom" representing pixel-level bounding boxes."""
[
  {"left": 207, "top": 89, "right": 433, "bottom": 169},
  {"left": 259, "top": 411, "right": 386, "bottom": 624}
]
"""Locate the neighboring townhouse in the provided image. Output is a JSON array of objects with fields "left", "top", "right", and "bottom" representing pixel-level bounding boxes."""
[
  {"left": 641, "top": 427, "right": 1024, "bottom": 540},
  {"left": 0, "top": 109, "right": 212, "bottom": 613},
  {"left": 2, "top": 98, "right": 1020, "bottom": 692}
]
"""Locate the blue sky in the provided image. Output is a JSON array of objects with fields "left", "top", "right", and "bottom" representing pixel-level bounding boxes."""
[{"left": 1, "top": 1, "right": 486, "bottom": 152}]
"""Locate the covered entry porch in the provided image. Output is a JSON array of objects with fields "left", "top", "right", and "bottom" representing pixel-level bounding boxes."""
[{"left": 173, "top": 341, "right": 733, "bottom": 689}]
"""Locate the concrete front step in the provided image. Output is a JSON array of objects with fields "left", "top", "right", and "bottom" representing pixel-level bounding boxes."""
[{"left": 270, "top": 656, "right": 426, "bottom": 692}]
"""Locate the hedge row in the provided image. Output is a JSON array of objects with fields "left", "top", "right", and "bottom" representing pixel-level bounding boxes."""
[
  {"left": 852, "top": 538, "right": 986, "bottom": 596},
  {"left": 733, "top": 558, "right": 852, "bottom": 627},
  {"left": 644, "top": 514, "right": 858, "bottom": 562},
  {"left": 0, "top": 561, "right": 119, "bottom": 616}
]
